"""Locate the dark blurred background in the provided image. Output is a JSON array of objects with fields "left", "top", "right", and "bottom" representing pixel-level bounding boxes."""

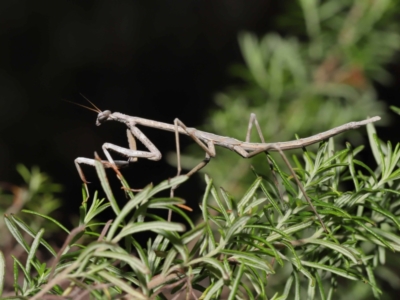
[
  {"left": 0, "top": 0, "right": 399, "bottom": 225},
  {"left": 0, "top": 0, "right": 281, "bottom": 222}
]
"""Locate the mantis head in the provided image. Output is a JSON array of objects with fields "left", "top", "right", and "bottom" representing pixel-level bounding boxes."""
[
  {"left": 65, "top": 94, "right": 113, "bottom": 126},
  {"left": 96, "top": 110, "right": 112, "bottom": 126}
]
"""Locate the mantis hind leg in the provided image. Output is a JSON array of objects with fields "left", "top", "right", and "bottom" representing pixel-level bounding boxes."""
[
  {"left": 243, "top": 113, "right": 327, "bottom": 232},
  {"left": 232, "top": 113, "right": 268, "bottom": 158},
  {"left": 239, "top": 113, "right": 288, "bottom": 209},
  {"left": 231, "top": 113, "right": 267, "bottom": 157},
  {"left": 245, "top": 113, "right": 266, "bottom": 143}
]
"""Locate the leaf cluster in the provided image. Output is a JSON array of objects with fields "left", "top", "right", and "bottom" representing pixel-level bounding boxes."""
[
  {"left": 1, "top": 120, "right": 400, "bottom": 299},
  {"left": 178, "top": 0, "right": 399, "bottom": 195}
]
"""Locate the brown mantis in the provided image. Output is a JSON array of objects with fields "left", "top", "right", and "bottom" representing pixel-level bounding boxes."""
[{"left": 71, "top": 96, "right": 380, "bottom": 228}]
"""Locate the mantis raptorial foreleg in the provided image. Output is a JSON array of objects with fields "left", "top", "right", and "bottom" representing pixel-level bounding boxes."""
[
  {"left": 75, "top": 126, "right": 162, "bottom": 184},
  {"left": 74, "top": 157, "right": 129, "bottom": 183},
  {"left": 102, "top": 125, "right": 162, "bottom": 165}
]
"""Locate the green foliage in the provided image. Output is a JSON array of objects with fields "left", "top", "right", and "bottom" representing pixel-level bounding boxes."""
[
  {"left": 0, "top": 165, "right": 62, "bottom": 249},
  {"left": 2, "top": 120, "right": 400, "bottom": 299},
  {"left": 177, "top": 0, "right": 400, "bottom": 195}
]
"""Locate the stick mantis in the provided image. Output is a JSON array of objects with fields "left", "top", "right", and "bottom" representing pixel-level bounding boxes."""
[{"left": 71, "top": 96, "right": 380, "bottom": 228}]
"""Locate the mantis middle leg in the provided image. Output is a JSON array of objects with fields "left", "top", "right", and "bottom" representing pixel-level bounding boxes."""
[
  {"left": 173, "top": 118, "right": 216, "bottom": 180},
  {"left": 170, "top": 118, "right": 216, "bottom": 199},
  {"left": 166, "top": 118, "right": 216, "bottom": 220}
]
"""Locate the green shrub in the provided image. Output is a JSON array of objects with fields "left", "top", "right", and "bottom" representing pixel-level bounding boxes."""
[
  {"left": 2, "top": 119, "right": 400, "bottom": 299},
  {"left": 177, "top": 0, "right": 399, "bottom": 195}
]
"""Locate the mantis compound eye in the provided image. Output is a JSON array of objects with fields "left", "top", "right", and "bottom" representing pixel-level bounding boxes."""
[{"left": 96, "top": 110, "right": 112, "bottom": 125}]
